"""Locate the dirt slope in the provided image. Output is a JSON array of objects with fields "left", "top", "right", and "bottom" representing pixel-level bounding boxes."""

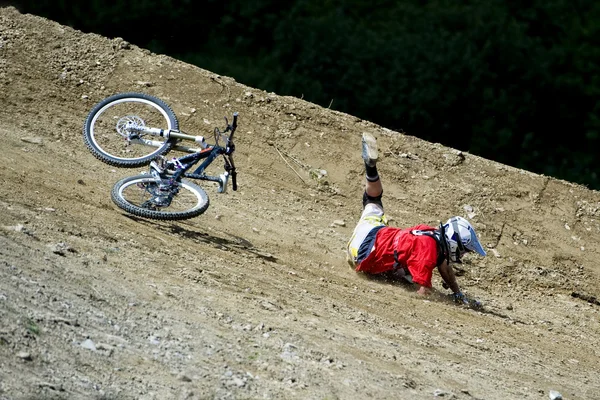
[{"left": 1, "top": 7, "right": 599, "bottom": 400}]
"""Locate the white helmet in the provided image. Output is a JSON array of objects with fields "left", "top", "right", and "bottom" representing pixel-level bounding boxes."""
[{"left": 443, "top": 216, "right": 486, "bottom": 262}]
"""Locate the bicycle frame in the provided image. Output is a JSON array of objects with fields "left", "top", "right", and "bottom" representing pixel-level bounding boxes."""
[
  {"left": 169, "top": 145, "right": 228, "bottom": 184},
  {"left": 146, "top": 113, "right": 238, "bottom": 193}
]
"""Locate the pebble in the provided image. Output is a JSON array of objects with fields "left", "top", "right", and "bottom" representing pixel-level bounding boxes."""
[
  {"left": 17, "top": 351, "right": 32, "bottom": 361},
  {"left": 148, "top": 336, "right": 160, "bottom": 345},
  {"left": 21, "top": 137, "right": 43, "bottom": 145},
  {"left": 80, "top": 339, "right": 96, "bottom": 351},
  {"left": 549, "top": 390, "right": 563, "bottom": 400},
  {"left": 433, "top": 389, "right": 452, "bottom": 397},
  {"left": 47, "top": 242, "right": 74, "bottom": 256},
  {"left": 177, "top": 372, "right": 192, "bottom": 382},
  {"left": 7, "top": 224, "right": 24, "bottom": 232}
]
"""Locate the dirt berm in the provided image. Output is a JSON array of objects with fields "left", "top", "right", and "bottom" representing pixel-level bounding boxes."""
[{"left": 1, "top": 7, "right": 599, "bottom": 400}]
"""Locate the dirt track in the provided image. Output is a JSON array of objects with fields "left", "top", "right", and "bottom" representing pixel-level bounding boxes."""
[{"left": 1, "top": 7, "right": 600, "bottom": 400}]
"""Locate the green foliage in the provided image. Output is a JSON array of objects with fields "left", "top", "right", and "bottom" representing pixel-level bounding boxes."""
[
  {"left": 25, "top": 318, "right": 40, "bottom": 335},
  {"left": 11, "top": 0, "right": 600, "bottom": 189}
]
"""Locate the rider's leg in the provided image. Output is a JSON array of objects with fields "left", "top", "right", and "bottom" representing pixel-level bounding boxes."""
[
  {"left": 347, "top": 133, "right": 386, "bottom": 268},
  {"left": 362, "top": 132, "right": 382, "bottom": 200},
  {"left": 365, "top": 168, "right": 382, "bottom": 198}
]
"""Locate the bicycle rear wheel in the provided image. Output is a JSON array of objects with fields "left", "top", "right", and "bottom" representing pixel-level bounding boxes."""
[
  {"left": 83, "top": 92, "right": 179, "bottom": 167},
  {"left": 111, "top": 174, "right": 210, "bottom": 220}
]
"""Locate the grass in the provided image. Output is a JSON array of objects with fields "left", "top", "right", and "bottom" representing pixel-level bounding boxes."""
[{"left": 25, "top": 318, "right": 40, "bottom": 335}]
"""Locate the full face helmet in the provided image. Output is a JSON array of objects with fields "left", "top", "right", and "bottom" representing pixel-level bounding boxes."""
[{"left": 443, "top": 216, "right": 486, "bottom": 262}]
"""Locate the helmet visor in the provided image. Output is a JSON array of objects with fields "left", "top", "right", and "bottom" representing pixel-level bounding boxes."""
[
  {"left": 449, "top": 217, "right": 487, "bottom": 257},
  {"left": 466, "top": 227, "right": 486, "bottom": 256}
]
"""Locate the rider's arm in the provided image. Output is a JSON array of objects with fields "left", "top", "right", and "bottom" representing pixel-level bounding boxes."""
[{"left": 437, "top": 259, "right": 461, "bottom": 294}]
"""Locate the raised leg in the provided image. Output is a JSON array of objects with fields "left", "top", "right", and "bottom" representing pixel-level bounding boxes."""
[{"left": 362, "top": 132, "right": 382, "bottom": 198}]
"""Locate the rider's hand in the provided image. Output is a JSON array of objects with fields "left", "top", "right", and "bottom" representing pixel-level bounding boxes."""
[
  {"left": 452, "top": 291, "right": 468, "bottom": 304},
  {"left": 452, "top": 292, "right": 482, "bottom": 310},
  {"left": 416, "top": 285, "right": 430, "bottom": 296}
]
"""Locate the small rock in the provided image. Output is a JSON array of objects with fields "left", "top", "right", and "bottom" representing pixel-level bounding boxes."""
[
  {"left": 549, "top": 390, "right": 563, "bottom": 400},
  {"left": 332, "top": 220, "right": 346, "bottom": 227},
  {"left": 38, "top": 382, "right": 63, "bottom": 391},
  {"left": 260, "top": 300, "right": 280, "bottom": 311},
  {"left": 148, "top": 336, "right": 160, "bottom": 345},
  {"left": 21, "top": 137, "right": 43, "bottom": 145},
  {"left": 231, "top": 377, "right": 246, "bottom": 387},
  {"left": 17, "top": 351, "right": 32, "bottom": 361},
  {"left": 47, "top": 242, "right": 75, "bottom": 256},
  {"left": 177, "top": 372, "right": 192, "bottom": 382},
  {"left": 433, "top": 389, "right": 452, "bottom": 397},
  {"left": 80, "top": 339, "right": 97, "bottom": 351},
  {"left": 254, "top": 322, "right": 265, "bottom": 331},
  {"left": 7, "top": 224, "right": 24, "bottom": 232}
]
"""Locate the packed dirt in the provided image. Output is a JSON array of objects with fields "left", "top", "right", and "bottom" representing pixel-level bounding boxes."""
[{"left": 1, "top": 7, "right": 600, "bottom": 400}]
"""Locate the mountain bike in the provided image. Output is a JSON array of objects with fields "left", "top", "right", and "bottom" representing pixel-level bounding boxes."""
[{"left": 83, "top": 92, "right": 238, "bottom": 220}]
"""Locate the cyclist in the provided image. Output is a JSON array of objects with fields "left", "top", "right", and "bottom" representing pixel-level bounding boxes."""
[{"left": 346, "top": 133, "right": 486, "bottom": 307}]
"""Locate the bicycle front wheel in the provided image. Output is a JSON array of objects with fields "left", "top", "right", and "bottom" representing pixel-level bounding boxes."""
[
  {"left": 111, "top": 175, "right": 210, "bottom": 220},
  {"left": 83, "top": 92, "right": 179, "bottom": 167}
]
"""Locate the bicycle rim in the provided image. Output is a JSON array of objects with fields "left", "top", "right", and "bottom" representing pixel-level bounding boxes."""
[
  {"left": 112, "top": 175, "right": 209, "bottom": 220},
  {"left": 87, "top": 95, "right": 176, "bottom": 164}
]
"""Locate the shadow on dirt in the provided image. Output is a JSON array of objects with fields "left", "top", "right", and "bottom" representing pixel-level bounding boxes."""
[
  {"left": 360, "top": 271, "right": 529, "bottom": 323},
  {"left": 122, "top": 214, "right": 278, "bottom": 262}
]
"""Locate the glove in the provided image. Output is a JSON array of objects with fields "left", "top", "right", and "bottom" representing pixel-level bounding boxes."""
[
  {"left": 452, "top": 292, "right": 468, "bottom": 305},
  {"left": 452, "top": 292, "right": 482, "bottom": 310}
]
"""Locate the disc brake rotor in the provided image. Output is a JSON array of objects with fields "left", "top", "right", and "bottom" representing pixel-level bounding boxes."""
[{"left": 116, "top": 116, "right": 145, "bottom": 138}]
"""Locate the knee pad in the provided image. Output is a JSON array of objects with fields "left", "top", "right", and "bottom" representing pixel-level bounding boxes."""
[{"left": 362, "top": 190, "right": 383, "bottom": 208}]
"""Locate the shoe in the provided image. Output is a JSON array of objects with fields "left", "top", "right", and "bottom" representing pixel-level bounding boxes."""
[{"left": 361, "top": 132, "right": 378, "bottom": 167}]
